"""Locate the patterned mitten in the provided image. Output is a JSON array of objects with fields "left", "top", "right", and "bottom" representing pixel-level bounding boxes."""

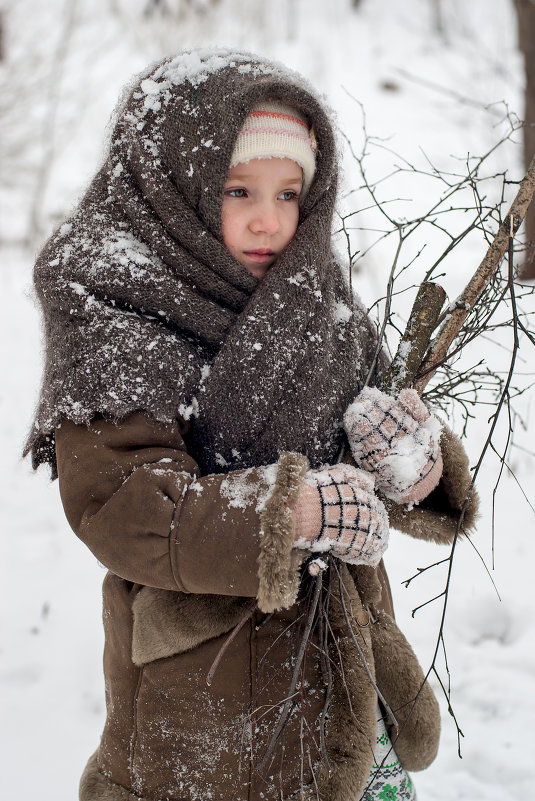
[
  {"left": 343, "top": 386, "right": 443, "bottom": 504},
  {"left": 293, "top": 463, "right": 389, "bottom": 566}
]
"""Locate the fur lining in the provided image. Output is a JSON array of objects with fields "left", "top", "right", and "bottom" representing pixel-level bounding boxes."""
[
  {"left": 350, "top": 563, "right": 383, "bottom": 607},
  {"left": 438, "top": 424, "right": 477, "bottom": 513},
  {"left": 257, "top": 451, "right": 310, "bottom": 613},
  {"left": 384, "top": 423, "right": 479, "bottom": 544},
  {"left": 316, "top": 563, "right": 377, "bottom": 800},
  {"left": 131, "top": 587, "right": 252, "bottom": 666},
  {"left": 370, "top": 610, "right": 441, "bottom": 771},
  {"left": 80, "top": 753, "right": 143, "bottom": 801}
]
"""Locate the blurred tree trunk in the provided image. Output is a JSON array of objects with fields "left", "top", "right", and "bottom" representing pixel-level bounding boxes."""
[
  {"left": 145, "top": 0, "right": 169, "bottom": 14},
  {"left": 144, "top": 0, "right": 220, "bottom": 17},
  {"left": 514, "top": 0, "right": 535, "bottom": 278},
  {"left": 432, "top": 0, "right": 445, "bottom": 37}
]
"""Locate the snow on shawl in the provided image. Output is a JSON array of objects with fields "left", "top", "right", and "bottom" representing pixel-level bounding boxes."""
[{"left": 24, "top": 48, "right": 381, "bottom": 477}]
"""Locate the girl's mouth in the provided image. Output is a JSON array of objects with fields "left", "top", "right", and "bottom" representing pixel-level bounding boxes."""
[{"left": 244, "top": 249, "right": 275, "bottom": 263}]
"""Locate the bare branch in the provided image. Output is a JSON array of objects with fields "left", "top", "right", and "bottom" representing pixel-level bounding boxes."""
[{"left": 415, "top": 154, "right": 535, "bottom": 392}]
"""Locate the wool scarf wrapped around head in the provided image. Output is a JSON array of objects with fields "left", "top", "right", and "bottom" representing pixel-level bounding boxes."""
[{"left": 25, "top": 49, "right": 380, "bottom": 477}]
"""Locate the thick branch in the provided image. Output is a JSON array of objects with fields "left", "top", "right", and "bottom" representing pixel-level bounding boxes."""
[{"left": 382, "top": 282, "right": 446, "bottom": 394}]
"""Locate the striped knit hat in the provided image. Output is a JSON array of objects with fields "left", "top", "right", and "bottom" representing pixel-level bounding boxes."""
[{"left": 230, "top": 100, "right": 317, "bottom": 193}]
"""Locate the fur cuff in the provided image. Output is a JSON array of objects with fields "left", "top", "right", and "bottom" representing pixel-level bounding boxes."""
[
  {"left": 257, "top": 451, "right": 309, "bottom": 613},
  {"left": 384, "top": 423, "right": 479, "bottom": 544}
]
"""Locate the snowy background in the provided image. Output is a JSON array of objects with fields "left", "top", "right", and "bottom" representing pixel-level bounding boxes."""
[{"left": 1, "top": 1, "right": 534, "bottom": 799}]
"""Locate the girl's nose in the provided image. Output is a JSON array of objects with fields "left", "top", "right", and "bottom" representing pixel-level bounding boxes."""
[{"left": 249, "top": 203, "right": 280, "bottom": 235}]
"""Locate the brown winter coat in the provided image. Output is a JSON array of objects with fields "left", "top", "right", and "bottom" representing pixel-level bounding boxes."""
[{"left": 55, "top": 411, "right": 478, "bottom": 801}]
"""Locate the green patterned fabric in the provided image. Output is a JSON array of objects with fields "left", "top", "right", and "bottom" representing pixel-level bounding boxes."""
[{"left": 360, "top": 705, "right": 417, "bottom": 801}]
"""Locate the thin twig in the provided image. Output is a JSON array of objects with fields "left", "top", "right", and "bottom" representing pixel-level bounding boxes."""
[
  {"left": 206, "top": 600, "right": 257, "bottom": 686},
  {"left": 334, "top": 565, "right": 399, "bottom": 732},
  {"left": 318, "top": 564, "right": 332, "bottom": 776},
  {"left": 401, "top": 557, "right": 451, "bottom": 588},
  {"left": 257, "top": 574, "right": 323, "bottom": 774}
]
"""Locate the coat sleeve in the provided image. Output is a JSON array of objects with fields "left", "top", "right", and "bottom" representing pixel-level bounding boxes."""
[{"left": 55, "top": 412, "right": 308, "bottom": 604}]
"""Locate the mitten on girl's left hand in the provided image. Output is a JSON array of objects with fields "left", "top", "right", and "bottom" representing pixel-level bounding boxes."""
[{"left": 343, "top": 386, "right": 443, "bottom": 504}]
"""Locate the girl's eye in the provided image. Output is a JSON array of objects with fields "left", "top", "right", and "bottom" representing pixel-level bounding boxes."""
[
  {"left": 279, "top": 190, "right": 299, "bottom": 202},
  {"left": 225, "top": 188, "right": 247, "bottom": 198}
]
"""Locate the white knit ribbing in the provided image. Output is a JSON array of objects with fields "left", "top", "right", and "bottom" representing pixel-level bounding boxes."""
[{"left": 230, "top": 100, "right": 317, "bottom": 192}]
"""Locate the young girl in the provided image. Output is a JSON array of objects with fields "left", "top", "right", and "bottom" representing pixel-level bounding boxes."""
[{"left": 25, "top": 49, "right": 478, "bottom": 801}]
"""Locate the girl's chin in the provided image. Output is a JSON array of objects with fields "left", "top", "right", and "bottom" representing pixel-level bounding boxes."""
[{"left": 241, "top": 259, "right": 273, "bottom": 279}]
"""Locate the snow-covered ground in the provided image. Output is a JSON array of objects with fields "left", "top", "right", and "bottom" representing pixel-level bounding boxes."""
[{"left": 1, "top": 1, "right": 534, "bottom": 799}]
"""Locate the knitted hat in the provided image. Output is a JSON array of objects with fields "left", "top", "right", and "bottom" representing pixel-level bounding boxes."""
[{"left": 230, "top": 100, "right": 317, "bottom": 193}]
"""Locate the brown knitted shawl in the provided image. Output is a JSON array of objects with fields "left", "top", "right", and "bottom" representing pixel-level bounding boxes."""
[{"left": 25, "top": 49, "right": 379, "bottom": 477}]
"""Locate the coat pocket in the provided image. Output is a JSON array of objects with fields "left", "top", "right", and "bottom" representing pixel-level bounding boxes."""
[{"left": 131, "top": 586, "right": 252, "bottom": 666}]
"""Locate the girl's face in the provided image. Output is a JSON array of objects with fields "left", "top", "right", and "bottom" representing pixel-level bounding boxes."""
[{"left": 222, "top": 158, "right": 303, "bottom": 279}]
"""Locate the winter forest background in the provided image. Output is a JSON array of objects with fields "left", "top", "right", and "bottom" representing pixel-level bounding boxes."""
[{"left": 1, "top": 1, "right": 534, "bottom": 800}]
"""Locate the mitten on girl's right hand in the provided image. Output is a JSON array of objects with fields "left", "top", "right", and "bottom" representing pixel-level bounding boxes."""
[
  {"left": 343, "top": 386, "right": 443, "bottom": 504},
  {"left": 292, "top": 463, "right": 389, "bottom": 567}
]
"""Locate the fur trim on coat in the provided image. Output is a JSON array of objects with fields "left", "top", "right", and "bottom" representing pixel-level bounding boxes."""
[
  {"left": 80, "top": 753, "right": 141, "bottom": 801},
  {"left": 132, "top": 589, "right": 252, "bottom": 666},
  {"left": 316, "top": 564, "right": 378, "bottom": 801},
  {"left": 370, "top": 610, "right": 441, "bottom": 771},
  {"left": 257, "top": 451, "right": 310, "bottom": 613}
]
